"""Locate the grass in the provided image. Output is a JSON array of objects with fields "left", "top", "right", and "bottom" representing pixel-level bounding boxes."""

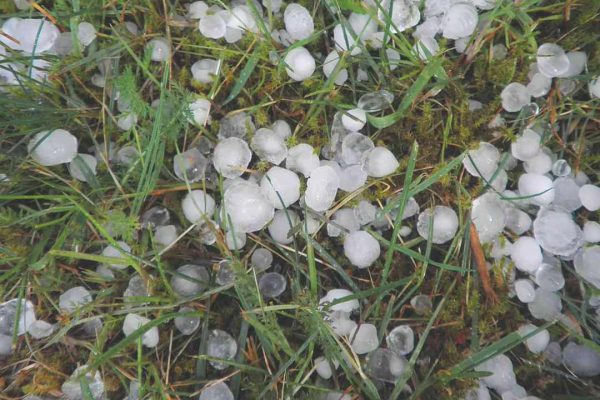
[{"left": 1, "top": 0, "right": 600, "bottom": 399}]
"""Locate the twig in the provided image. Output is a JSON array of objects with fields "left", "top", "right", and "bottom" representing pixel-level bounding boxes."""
[{"left": 469, "top": 222, "right": 498, "bottom": 304}]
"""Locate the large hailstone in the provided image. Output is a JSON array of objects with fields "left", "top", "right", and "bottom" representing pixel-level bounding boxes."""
[
  {"left": 28, "top": 129, "right": 78, "bottom": 166},
  {"left": 441, "top": 3, "right": 478, "bottom": 39},
  {"left": 1, "top": 18, "right": 60, "bottom": 53},
  {"left": 260, "top": 166, "right": 301, "bottom": 209},
  {"left": 471, "top": 192, "right": 506, "bottom": 243},
  {"left": 224, "top": 180, "right": 274, "bottom": 232},
  {"left": 305, "top": 166, "right": 339, "bottom": 212},
  {"left": 343, "top": 230, "right": 380, "bottom": 268},
  {"left": 286, "top": 143, "right": 320, "bottom": 177},
  {"left": 362, "top": 147, "right": 400, "bottom": 177},
  {"left": 213, "top": 137, "right": 252, "bottom": 178},
  {"left": 182, "top": 190, "right": 216, "bottom": 224},
  {"left": 283, "top": 3, "right": 314, "bottom": 41},
  {"left": 416, "top": 206, "right": 459, "bottom": 244},
  {"left": 536, "top": 43, "right": 570, "bottom": 78},
  {"left": 474, "top": 354, "right": 517, "bottom": 393},
  {"left": 284, "top": 47, "right": 316, "bottom": 81},
  {"left": 250, "top": 128, "right": 288, "bottom": 164},
  {"left": 377, "top": 0, "right": 420, "bottom": 34},
  {"left": 333, "top": 24, "right": 361, "bottom": 55},
  {"left": 518, "top": 173, "right": 555, "bottom": 206},
  {"left": 122, "top": 313, "right": 159, "bottom": 348},
  {"left": 501, "top": 83, "right": 531, "bottom": 113},
  {"left": 574, "top": 246, "right": 600, "bottom": 289},
  {"left": 463, "top": 142, "right": 500, "bottom": 179},
  {"left": 532, "top": 208, "right": 583, "bottom": 257},
  {"left": 510, "top": 236, "right": 542, "bottom": 273},
  {"left": 191, "top": 59, "right": 219, "bottom": 83}
]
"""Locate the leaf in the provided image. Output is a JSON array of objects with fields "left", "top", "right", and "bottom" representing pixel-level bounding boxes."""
[
  {"left": 337, "top": 0, "right": 368, "bottom": 13},
  {"left": 223, "top": 51, "right": 259, "bottom": 105}
]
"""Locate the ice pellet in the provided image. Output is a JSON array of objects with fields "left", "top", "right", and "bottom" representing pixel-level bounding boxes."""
[
  {"left": 207, "top": 329, "right": 238, "bottom": 369},
  {"left": 284, "top": 47, "right": 316, "bottom": 81},
  {"left": 258, "top": 272, "right": 287, "bottom": 298},
  {"left": 416, "top": 206, "right": 459, "bottom": 244},
  {"left": 343, "top": 230, "right": 380, "bottom": 268},
  {"left": 28, "top": 129, "right": 78, "bottom": 166}
]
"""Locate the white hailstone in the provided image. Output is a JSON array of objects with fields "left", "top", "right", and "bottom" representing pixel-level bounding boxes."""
[
  {"left": 271, "top": 120, "right": 292, "bottom": 140},
  {"left": 191, "top": 59, "right": 219, "bottom": 83},
  {"left": 415, "top": 16, "right": 441, "bottom": 39},
  {"left": 454, "top": 36, "right": 470, "bottom": 53},
  {"left": 514, "top": 279, "right": 536, "bottom": 303},
  {"left": 349, "top": 323, "right": 379, "bottom": 354},
  {"left": 528, "top": 288, "right": 562, "bottom": 321},
  {"left": 416, "top": 206, "right": 459, "bottom": 244},
  {"left": 341, "top": 132, "right": 374, "bottom": 165},
  {"left": 0, "top": 299, "right": 36, "bottom": 336},
  {"left": 100, "top": 241, "right": 132, "bottom": 269},
  {"left": 589, "top": 76, "right": 600, "bottom": 98},
  {"left": 218, "top": 112, "right": 254, "bottom": 139},
  {"left": 463, "top": 142, "right": 500, "bottom": 178},
  {"left": 28, "top": 129, "right": 78, "bottom": 166},
  {"left": 251, "top": 128, "right": 288, "bottom": 164},
  {"left": 533, "top": 208, "right": 583, "bottom": 257},
  {"left": 536, "top": 43, "right": 570, "bottom": 78},
  {"left": 53, "top": 32, "right": 74, "bottom": 56},
  {"left": 283, "top": 3, "right": 314, "bottom": 41},
  {"left": 327, "top": 208, "right": 360, "bottom": 237},
  {"left": 362, "top": 147, "right": 400, "bottom": 178},
  {"left": 268, "top": 210, "right": 299, "bottom": 244},
  {"left": 228, "top": 5, "right": 258, "bottom": 33},
  {"left": 260, "top": 167, "right": 300, "bottom": 209},
  {"left": 378, "top": 0, "right": 420, "bottom": 33},
  {"left": 199, "top": 382, "right": 234, "bottom": 400},
  {"left": 146, "top": 37, "right": 170, "bottom": 62},
  {"left": 28, "top": 320, "right": 55, "bottom": 339},
  {"left": 583, "top": 221, "right": 600, "bottom": 243},
  {"left": 225, "top": 180, "right": 274, "bottom": 232},
  {"left": 399, "top": 226, "right": 411, "bottom": 236},
  {"left": 510, "top": 236, "right": 542, "bottom": 273},
  {"left": 188, "top": 2, "right": 209, "bottom": 19},
  {"left": 343, "top": 230, "right": 380, "bottom": 268},
  {"left": 562, "top": 342, "right": 600, "bottom": 378},
  {"left": 59, "top": 286, "right": 93, "bottom": 314},
  {"left": 348, "top": 12, "right": 378, "bottom": 42},
  {"left": 504, "top": 207, "right": 532, "bottom": 236},
  {"left": 534, "top": 262, "right": 565, "bottom": 291},
  {"left": 258, "top": 272, "right": 287, "bottom": 298},
  {"left": 575, "top": 171, "right": 590, "bottom": 186},
  {"left": 77, "top": 22, "right": 97, "bottom": 47},
  {"left": 199, "top": 14, "right": 227, "bottom": 39},
  {"left": 171, "top": 264, "right": 209, "bottom": 298},
  {"left": 518, "top": 173, "right": 555, "bottom": 206},
  {"left": 491, "top": 236, "right": 512, "bottom": 259},
  {"left": 225, "top": 229, "right": 246, "bottom": 250},
  {"left": 182, "top": 190, "right": 216, "bottom": 223},
  {"left": 2, "top": 18, "right": 60, "bottom": 53},
  {"left": 305, "top": 166, "right": 339, "bottom": 212},
  {"left": 471, "top": 192, "right": 506, "bottom": 243},
  {"left": 526, "top": 73, "right": 552, "bottom": 97},
  {"left": 315, "top": 356, "right": 339, "bottom": 379},
  {"left": 286, "top": 143, "right": 320, "bottom": 177},
  {"left": 579, "top": 184, "right": 600, "bottom": 211},
  {"left": 338, "top": 164, "right": 368, "bottom": 192},
  {"left": 475, "top": 354, "right": 517, "bottom": 393},
  {"left": 0, "top": 335, "right": 12, "bottom": 356},
  {"left": 490, "top": 168, "right": 508, "bottom": 192},
  {"left": 544, "top": 341, "right": 563, "bottom": 365},
  {"left": 385, "top": 48, "right": 401, "bottom": 71},
  {"left": 122, "top": 313, "right": 159, "bottom": 348},
  {"left": 189, "top": 98, "right": 211, "bottom": 126},
  {"left": 501, "top": 83, "right": 531, "bottom": 112},
  {"left": 319, "top": 289, "right": 359, "bottom": 313},
  {"left": 333, "top": 24, "right": 361, "bottom": 55},
  {"left": 355, "top": 201, "right": 377, "bottom": 226},
  {"left": 154, "top": 225, "right": 178, "bottom": 247},
  {"left": 207, "top": 329, "right": 238, "bottom": 369},
  {"left": 523, "top": 150, "right": 553, "bottom": 174},
  {"left": 173, "top": 148, "right": 208, "bottom": 182},
  {"left": 328, "top": 312, "right": 358, "bottom": 337},
  {"left": 216, "top": 260, "right": 235, "bottom": 286},
  {"left": 358, "top": 90, "right": 394, "bottom": 113},
  {"left": 68, "top": 154, "right": 98, "bottom": 182},
  {"left": 386, "top": 325, "right": 414, "bottom": 356},
  {"left": 558, "top": 78, "right": 576, "bottom": 95},
  {"left": 284, "top": 47, "right": 316, "bottom": 81},
  {"left": 552, "top": 177, "right": 582, "bottom": 212},
  {"left": 574, "top": 246, "right": 600, "bottom": 289},
  {"left": 413, "top": 36, "right": 439, "bottom": 60},
  {"left": 124, "top": 21, "right": 139, "bottom": 35},
  {"left": 365, "top": 348, "right": 406, "bottom": 383},
  {"left": 213, "top": 137, "right": 252, "bottom": 178},
  {"left": 441, "top": 3, "right": 478, "bottom": 39},
  {"left": 96, "top": 264, "right": 114, "bottom": 279},
  {"left": 341, "top": 108, "right": 367, "bottom": 132},
  {"left": 501, "top": 385, "right": 527, "bottom": 400},
  {"left": 117, "top": 112, "right": 138, "bottom": 131},
  {"left": 263, "top": 0, "right": 283, "bottom": 13},
  {"left": 61, "top": 365, "right": 105, "bottom": 400}
]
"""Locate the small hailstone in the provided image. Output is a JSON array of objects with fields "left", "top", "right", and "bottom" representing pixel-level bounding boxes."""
[
  {"left": 323, "top": 51, "right": 348, "bottom": 85},
  {"left": 199, "top": 382, "right": 234, "bottom": 400},
  {"left": 574, "top": 246, "right": 600, "bottom": 289},
  {"left": 562, "top": 342, "right": 600, "bottom": 377},
  {"left": 28, "top": 320, "right": 55, "bottom": 339},
  {"left": 544, "top": 341, "right": 562, "bottom": 365},
  {"left": 227, "top": 5, "right": 258, "bottom": 33},
  {"left": 271, "top": 120, "right": 292, "bottom": 139},
  {"left": 83, "top": 316, "right": 103, "bottom": 336},
  {"left": 189, "top": 98, "right": 211, "bottom": 126},
  {"left": 341, "top": 132, "right": 374, "bottom": 165},
  {"left": 385, "top": 48, "right": 401, "bottom": 70},
  {"left": 411, "top": 294, "right": 433, "bottom": 315},
  {"left": 471, "top": 193, "right": 506, "bottom": 243},
  {"left": 174, "top": 148, "right": 207, "bottom": 182},
  {"left": 117, "top": 112, "right": 138, "bottom": 131},
  {"left": 328, "top": 312, "right": 358, "bottom": 337},
  {"left": 268, "top": 210, "right": 299, "bottom": 244},
  {"left": 518, "top": 173, "right": 555, "bottom": 206},
  {"left": 53, "top": 32, "right": 74, "bottom": 56},
  {"left": 475, "top": 354, "right": 517, "bottom": 393},
  {"left": 362, "top": 147, "right": 400, "bottom": 177},
  {"left": 416, "top": 206, "right": 459, "bottom": 244},
  {"left": 333, "top": 24, "right": 361, "bottom": 55},
  {"left": 123, "top": 275, "right": 149, "bottom": 305},
  {"left": 101, "top": 241, "right": 132, "bottom": 269},
  {"left": 218, "top": 111, "right": 254, "bottom": 139},
  {"left": 174, "top": 307, "right": 200, "bottom": 335},
  {"left": 213, "top": 137, "right": 252, "bottom": 178},
  {"left": 349, "top": 323, "right": 379, "bottom": 354},
  {"left": 188, "top": 2, "right": 209, "bottom": 19},
  {"left": 182, "top": 190, "right": 215, "bottom": 224},
  {"left": 533, "top": 208, "right": 583, "bottom": 257},
  {"left": 251, "top": 128, "right": 288, "bottom": 164},
  {"left": 123, "top": 313, "right": 159, "bottom": 348},
  {"left": 454, "top": 36, "right": 470, "bottom": 53},
  {"left": 263, "top": 0, "right": 283, "bottom": 13},
  {"left": 344, "top": 230, "right": 380, "bottom": 268},
  {"left": 117, "top": 145, "right": 139, "bottom": 165},
  {"left": 501, "top": 83, "right": 531, "bottom": 113},
  {"left": 154, "top": 225, "right": 177, "bottom": 247},
  {"left": 510, "top": 237, "right": 542, "bottom": 273},
  {"left": 28, "top": 129, "right": 78, "bottom": 166},
  {"left": 528, "top": 288, "right": 562, "bottom": 321},
  {"left": 341, "top": 108, "right": 367, "bottom": 132},
  {"left": 552, "top": 177, "right": 582, "bottom": 212},
  {"left": 146, "top": 37, "right": 170, "bottom": 62},
  {"left": 338, "top": 164, "right": 368, "bottom": 192},
  {"left": 0, "top": 299, "right": 36, "bottom": 336},
  {"left": 524, "top": 150, "right": 552, "bottom": 174},
  {"left": 284, "top": 3, "right": 314, "bottom": 41},
  {"left": 319, "top": 289, "right": 359, "bottom": 313},
  {"left": 589, "top": 76, "right": 600, "bottom": 98},
  {"left": 260, "top": 167, "right": 300, "bottom": 209},
  {"left": 286, "top": 143, "right": 320, "bottom": 177},
  {"left": 365, "top": 348, "right": 406, "bottom": 383},
  {"left": 358, "top": 90, "right": 394, "bottom": 112},
  {"left": 61, "top": 365, "right": 105, "bottom": 400},
  {"left": 77, "top": 22, "right": 97, "bottom": 47},
  {"left": 191, "top": 59, "right": 219, "bottom": 83},
  {"left": 579, "top": 184, "right": 600, "bottom": 211},
  {"left": 327, "top": 208, "right": 360, "bottom": 237},
  {"left": 536, "top": 43, "right": 570, "bottom": 78},
  {"left": 534, "top": 263, "right": 564, "bottom": 291},
  {"left": 551, "top": 159, "right": 571, "bottom": 176},
  {"left": 284, "top": 47, "right": 316, "bottom": 81},
  {"left": 199, "top": 14, "right": 227, "bottom": 39},
  {"left": 315, "top": 356, "right": 339, "bottom": 379},
  {"left": 59, "top": 286, "right": 93, "bottom": 314},
  {"left": 305, "top": 166, "right": 339, "bottom": 212},
  {"left": 441, "top": 3, "right": 478, "bottom": 39},
  {"left": 207, "top": 329, "right": 238, "bottom": 369},
  {"left": 224, "top": 181, "right": 274, "bottom": 232},
  {"left": 68, "top": 154, "right": 98, "bottom": 182},
  {"left": 386, "top": 325, "right": 414, "bottom": 356},
  {"left": 0, "top": 335, "right": 11, "bottom": 356},
  {"left": 225, "top": 229, "right": 246, "bottom": 250},
  {"left": 413, "top": 36, "right": 439, "bottom": 60},
  {"left": 170, "top": 264, "right": 210, "bottom": 298},
  {"left": 518, "top": 324, "right": 550, "bottom": 354},
  {"left": 526, "top": 73, "right": 552, "bottom": 97},
  {"left": 378, "top": 0, "right": 420, "bottom": 33},
  {"left": 514, "top": 279, "right": 536, "bottom": 303},
  {"left": 355, "top": 201, "right": 377, "bottom": 226},
  {"left": 583, "top": 221, "right": 600, "bottom": 243},
  {"left": 258, "top": 272, "right": 287, "bottom": 298},
  {"left": 216, "top": 260, "right": 235, "bottom": 286},
  {"left": 251, "top": 248, "right": 273, "bottom": 272},
  {"left": 464, "top": 382, "right": 491, "bottom": 400}
]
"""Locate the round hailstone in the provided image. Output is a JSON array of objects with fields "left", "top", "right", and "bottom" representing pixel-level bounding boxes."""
[
  {"left": 533, "top": 208, "right": 583, "bottom": 257},
  {"left": 27, "top": 319, "right": 54, "bottom": 339},
  {"left": 188, "top": 99, "right": 211, "bottom": 126},
  {"left": 583, "top": 221, "right": 600, "bottom": 243},
  {"left": 77, "top": 22, "right": 96, "bottom": 47},
  {"left": 181, "top": 190, "right": 216, "bottom": 224},
  {"left": 323, "top": 51, "right": 348, "bottom": 86},
  {"left": 514, "top": 279, "right": 536, "bottom": 303},
  {"left": 227, "top": 5, "right": 258, "bottom": 33},
  {"left": 251, "top": 248, "right": 273, "bottom": 272},
  {"left": 4, "top": 18, "right": 60, "bottom": 53},
  {"left": 378, "top": 0, "right": 420, "bottom": 33},
  {"left": 170, "top": 264, "right": 210, "bottom": 298},
  {"left": 199, "top": 13, "right": 227, "bottom": 39},
  {"left": 511, "top": 129, "right": 541, "bottom": 161},
  {"left": 284, "top": 47, "right": 316, "bottom": 81},
  {"left": 552, "top": 177, "right": 582, "bottom": 212},
  {"left": 534, "top": 263, "right": 565, "bottom": 291},
  {"left": 504, "top": 207, "right": 532, "bottom": 236},
  {"left": 349, "top": 323, "right": 379, "bottom": 354},
  {"left": 341, "top": 108, "right": 367, "bottom": 132},
  {"left": 250, "top": 128, "right": 288, "bottom": 165},
  {"left": 475, "top": 354, "right": 517, "bottom": 393},
  {"left": 333, "top": 24, "right": 361, "bottom": 55},
  {"left": 271, "top": 120, "right": 292, "bottom": 140},
  {"left": 207, "top": 329, "right": 238, "bottom": 369},
  {"left": 341, "top": 132, "right": 374, "bottom": 165},
  {"left": 0, "top": 299, "right": 36, "bottom": 336},
  {"left": 386, "top": 325, "right": 414, "bottom": 356},
  {"left": 154, "top": 225, "right": 177, "bottom": 247},
  {"left": 188, "top": 2, "right": 209, "bottom": 19},
  {"left": 117, "top": 112, "right": 138, "bottom": 130},
  {"left": 551, "top": 159, "right": 571, "bottom": 177},
  {"left": 536, "top": 43, "right": 570, "bottom": 78},
  {"left": 413, "top": 36, "right": 440, "bottom": 60},
  {"left": 501, "top": 83, "right": 531, "bottom": 113},
  {"left": 523, "top": 150, "right": 553, "bottom": 174},
  {"left": 315, "top": 356, "right": 339, "bottom": 379},
  {"left": 218, "top": 111, "right": 255, "bottom": 140},
  {"left": 173, "top": 148, "right": 208, "bottom": 182},
  {"left": 528, "top": 288, "right": 562, "bottom": 321},
  {"left": 225, "top": 229, "right": 246, "bottom": 250},
  {"left": 416, "top": 206, "right": 459, "bottom": 244},
  {"left": 101, "top": 241, "right": 132, "bottom": 269},
  {"left": 146, "top": 37, "right": 170, "bottom": 62},
  {"left": 579, "top": 184, "right": 600, "bottom": 211},
  {"left": 68, "top": 154, "right": 98, "bottom": 182},
  {"left": 122, "top": 313, "right": 159, "bottom": 348},
  {"left": 286, "top": 143, "right": 320, "bottom": 177},
  {"left": 362, "top": 147, "right": 400, "bottom": 178},
  {"left": 213, "top": 137, "right": 252, "bottom": 178},
  {"left": 305, "top": 166, "right": 339, "bottom": 212},
  {"left": 518, "top": 173, "right": 555, "bottom": 206},
  {"left": 574, "top": 246, "right": 600, "bottom": 289},
  {"left": 338, "top": 164, "right": 368, "bottom": 192},
  {"left": 358, "top": 90, "right": 394, "bottom": 113},
  {"left": 319, "top": 289, "right": 359, "bottom": 313},
  {"left": 215, "top": 260, "right": 235, "bottom": 286},
  {"left": 589, "top": 76, "right": 600, "bottom": 98},
  {"left": 59, "top": 286, "right": 92, "bottom": 314},
  {"left": 385, "top": 48, "right": 401, "bottom": 71},
  {"left": 348, "top": 12, "right": 377, "bottom": 41},
  {"left": 61, "top": 365, "right": 105, "bottom": 400},
  {"left": 343, "top": 230, "right": 380, "bottom": 268},
  {"left": 224, "top": 181, "right": 274, "bottom": 232},
  {"left": 562, "top": 342, "right": 600, "bottom": 378},
  {"left": 260, "top": 166, "right": 300, "bottom": 209},
  {"left": 191, "top": 59, "right": 219, "bottom": 83},
  {"left": 327, "top": 208, "right": 360, "bottom": 237},
  {"left": 510, "top": 236, "right": 542, "bottom": 273},
  {"left": 441, "top": 3, "right": 478, "bottom": 39},
  {"left": 258, "top": 272, "right": 287, "bottom": 298},
  {"left": 283, "top": 3, "right": 314, "bottom": 41},
  {"left": 28, "top": 129, "right": 78, "bottom": 166},
  {"left": 471, "top": 192, "right": 506, "bottom": 243},
  {"left": 354, "top": 200, "right": 377, "bottom": 226},
  {"left": 268, "top": 210, "right": 300, "bottom": 244},
  {"left": 365, "top": 348, "right": 406, "bottom": 383},
  {"left": 199, "top": 382, "right": 234, "bottom": 400},
  {"left": 527, "top": 73, "right": 552, "bottom": 98}
]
